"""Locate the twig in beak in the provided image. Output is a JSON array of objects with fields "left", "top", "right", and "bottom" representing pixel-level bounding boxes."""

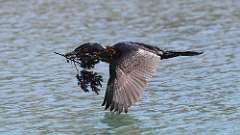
[{"left": 54, "top": 52, "right": 82, "bottom": 65}]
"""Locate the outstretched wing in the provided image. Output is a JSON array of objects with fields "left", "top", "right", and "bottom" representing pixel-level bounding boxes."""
[{"left": 102, "top": 48, "right": 160, "bottom": 113}]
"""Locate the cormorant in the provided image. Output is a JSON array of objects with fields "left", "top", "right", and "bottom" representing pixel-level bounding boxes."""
[{"left": 64, "top": 41, "right": 203, "bottom": 114}]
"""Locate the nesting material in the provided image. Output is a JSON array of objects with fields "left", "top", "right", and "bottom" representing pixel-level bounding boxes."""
[{"left": 55, "top": 52, "right": 103, "bottom": 94}]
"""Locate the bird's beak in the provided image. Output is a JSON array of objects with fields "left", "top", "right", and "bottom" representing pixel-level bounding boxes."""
[{"left": 64, "top": 51, "right": 77, "bottom": 59}]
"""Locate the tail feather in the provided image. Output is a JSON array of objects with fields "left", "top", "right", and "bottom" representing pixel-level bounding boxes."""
[{"left": 161, "top": 50, "right": 203, "bottom": 59}]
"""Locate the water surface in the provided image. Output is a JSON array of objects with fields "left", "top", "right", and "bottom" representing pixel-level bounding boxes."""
[{"left": 0, "top": 0, "right": 240, "bottom": 134}]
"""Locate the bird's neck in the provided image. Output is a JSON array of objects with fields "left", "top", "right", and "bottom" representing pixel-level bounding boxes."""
[{"left": 100, "top": 46, "right": 118, "bottom": 63}]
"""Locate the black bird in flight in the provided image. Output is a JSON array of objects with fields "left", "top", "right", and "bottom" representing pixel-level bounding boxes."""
[{"left": 64, "top": 41, "right": 203, "bottom": 114}]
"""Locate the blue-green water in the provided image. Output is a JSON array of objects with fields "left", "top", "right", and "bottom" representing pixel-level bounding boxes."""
[{"left": 0, "top": 0, "right": 240, "bottom": 134}]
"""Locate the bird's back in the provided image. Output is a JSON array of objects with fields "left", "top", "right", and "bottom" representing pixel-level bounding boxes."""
[{"left": 112, "top": 41, "right": 164, "bottom": 57}]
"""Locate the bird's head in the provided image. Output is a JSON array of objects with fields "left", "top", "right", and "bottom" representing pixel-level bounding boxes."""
[
  {"left": 65, "top": 42, "right": 104, "bottom": 58},
  {"left": 64, "top": 42, "right": 105, "bottom": 69},
  {"left": 57, "top": 42, "right": 104, "bottom": 94}
]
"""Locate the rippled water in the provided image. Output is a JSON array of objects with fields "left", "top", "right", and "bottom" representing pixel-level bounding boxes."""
[{"left": 0, "top": 0, "right": 240, "bottom": 134}]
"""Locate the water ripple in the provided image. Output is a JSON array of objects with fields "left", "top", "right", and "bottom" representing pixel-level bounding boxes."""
[{"left": 0, "top": 0, "right": 240, "bottom": 134}]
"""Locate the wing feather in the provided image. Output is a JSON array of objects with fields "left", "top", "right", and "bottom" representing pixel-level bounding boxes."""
[{"left": 102, "top": 48, "right": 160, "bottom": 113}]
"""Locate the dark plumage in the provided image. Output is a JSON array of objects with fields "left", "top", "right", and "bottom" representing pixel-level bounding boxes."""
[{"left": 65, "top": 41, "right": 203, "bottom": 114}]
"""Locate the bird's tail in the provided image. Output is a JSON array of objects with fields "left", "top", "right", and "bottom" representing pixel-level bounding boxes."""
[{"left": 160, "top": 50, "right": 203, "bottom": 59}]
